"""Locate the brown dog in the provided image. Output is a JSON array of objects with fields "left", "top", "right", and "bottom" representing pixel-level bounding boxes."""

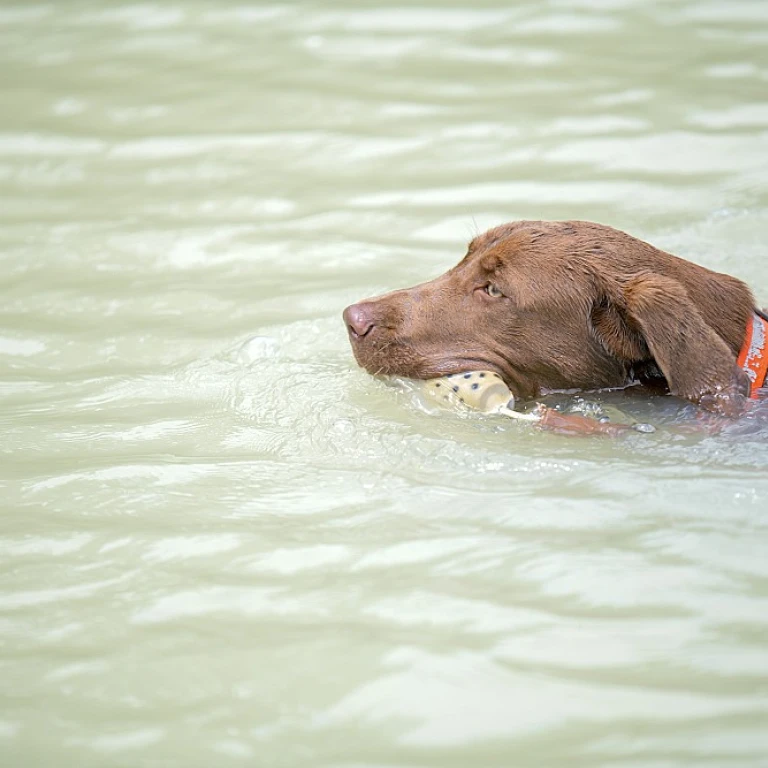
[{"left": 343, "top": 220, "right": 768, "bottom": 417}]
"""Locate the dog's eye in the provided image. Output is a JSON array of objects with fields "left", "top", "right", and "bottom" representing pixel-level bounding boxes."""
[{"left": 484, "top": 283, "right": 504, "bottom": 298}]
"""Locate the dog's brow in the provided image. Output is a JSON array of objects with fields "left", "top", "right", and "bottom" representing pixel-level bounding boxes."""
[
  {"left": 469, "top": 223, "right": 523, "bottom": 256},
  {"left": 479, "top": 254, "right": 504, "bottom": 273}
]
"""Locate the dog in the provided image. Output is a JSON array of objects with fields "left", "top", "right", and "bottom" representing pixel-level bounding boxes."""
[{"left": 343, "top": 220, "right": 767, "bottom": 418}]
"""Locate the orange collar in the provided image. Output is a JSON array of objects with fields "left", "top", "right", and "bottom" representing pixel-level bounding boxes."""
[{"left": 737, "top": 311, "right": 768, "bottom": 398}]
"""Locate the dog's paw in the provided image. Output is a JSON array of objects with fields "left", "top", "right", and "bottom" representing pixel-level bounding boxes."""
[{"left": 697, "top": 385, "right": 749, "bottom": 418}]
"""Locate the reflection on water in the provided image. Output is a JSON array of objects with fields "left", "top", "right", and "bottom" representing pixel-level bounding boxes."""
[{"left": 2, "top": 1, "right": 768, "bottom": 765}]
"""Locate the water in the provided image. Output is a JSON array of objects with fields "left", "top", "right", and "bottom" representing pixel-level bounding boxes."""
[{"left": 2, "top": 1, "right": 768, "bottom": 765}]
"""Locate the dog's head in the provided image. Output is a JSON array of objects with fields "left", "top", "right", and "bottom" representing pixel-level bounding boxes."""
[{"left": 344, "top": 220, "right": 752, "bottom": 409}]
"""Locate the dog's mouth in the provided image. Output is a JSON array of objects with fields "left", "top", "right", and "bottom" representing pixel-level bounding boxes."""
[{"left": 351, "top": 343, "right": 515, "bottom": 392}]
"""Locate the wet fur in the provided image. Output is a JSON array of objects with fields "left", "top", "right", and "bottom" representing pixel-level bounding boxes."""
[{"left": 344, "top": 220, "right": 755, "bottom": 415}]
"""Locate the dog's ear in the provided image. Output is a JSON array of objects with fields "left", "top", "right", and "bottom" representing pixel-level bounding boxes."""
[{"left": 591, "top": 272, "right": 749, "bottom": 410}]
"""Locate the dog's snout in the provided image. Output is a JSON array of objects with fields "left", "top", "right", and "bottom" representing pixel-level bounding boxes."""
[{"left": 343, "top": 303, "right": 375, "bottom": 339}]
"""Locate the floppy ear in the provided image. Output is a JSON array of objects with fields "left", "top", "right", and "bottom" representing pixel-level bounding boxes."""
[{"left": 592, "top": 272, "right": 749, "bottom": 406}]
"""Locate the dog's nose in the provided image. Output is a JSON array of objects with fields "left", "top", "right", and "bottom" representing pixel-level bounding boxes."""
[{"left": 343, "top": 303, "right": 375, "bottom": 338}]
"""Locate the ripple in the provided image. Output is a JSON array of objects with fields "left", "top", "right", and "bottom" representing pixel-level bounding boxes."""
[
  {"left": 143, "top": 534, "right": 242, "bottom": 563},
  {"left": 0, "top": 133, "right": 105, "bottom": 156},
  {"left": 0, "top": 336, "right": 46, "bottom": 356},
  {"left": 303, "top": 8, "right": 513, "bottom": 33},
  {"left": 83, "top": 728, "right": 165, "bottom": 752},
  {"left": 689, "top": 103, "right": 768, "bottom": 129}
]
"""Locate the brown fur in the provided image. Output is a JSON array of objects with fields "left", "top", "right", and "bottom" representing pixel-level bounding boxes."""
[{"left": 343, "top": 220, "right": 755, "bottom": 414}]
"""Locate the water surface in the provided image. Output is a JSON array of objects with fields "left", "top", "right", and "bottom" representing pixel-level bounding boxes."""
[{"left": 2, "top": 1, "right": 768, "bottom": 766}]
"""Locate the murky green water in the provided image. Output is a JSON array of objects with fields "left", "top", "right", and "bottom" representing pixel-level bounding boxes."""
[{"left": 2, "top": 2, "right": 768, "bottom": 765}]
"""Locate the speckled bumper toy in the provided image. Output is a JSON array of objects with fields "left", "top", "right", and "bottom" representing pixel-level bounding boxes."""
[
  {"left": 424, "top": 371, "right": 538, "bottom": 421},
  {"left": 421, "top": 370, "right": 654, "bottom": 435}
]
